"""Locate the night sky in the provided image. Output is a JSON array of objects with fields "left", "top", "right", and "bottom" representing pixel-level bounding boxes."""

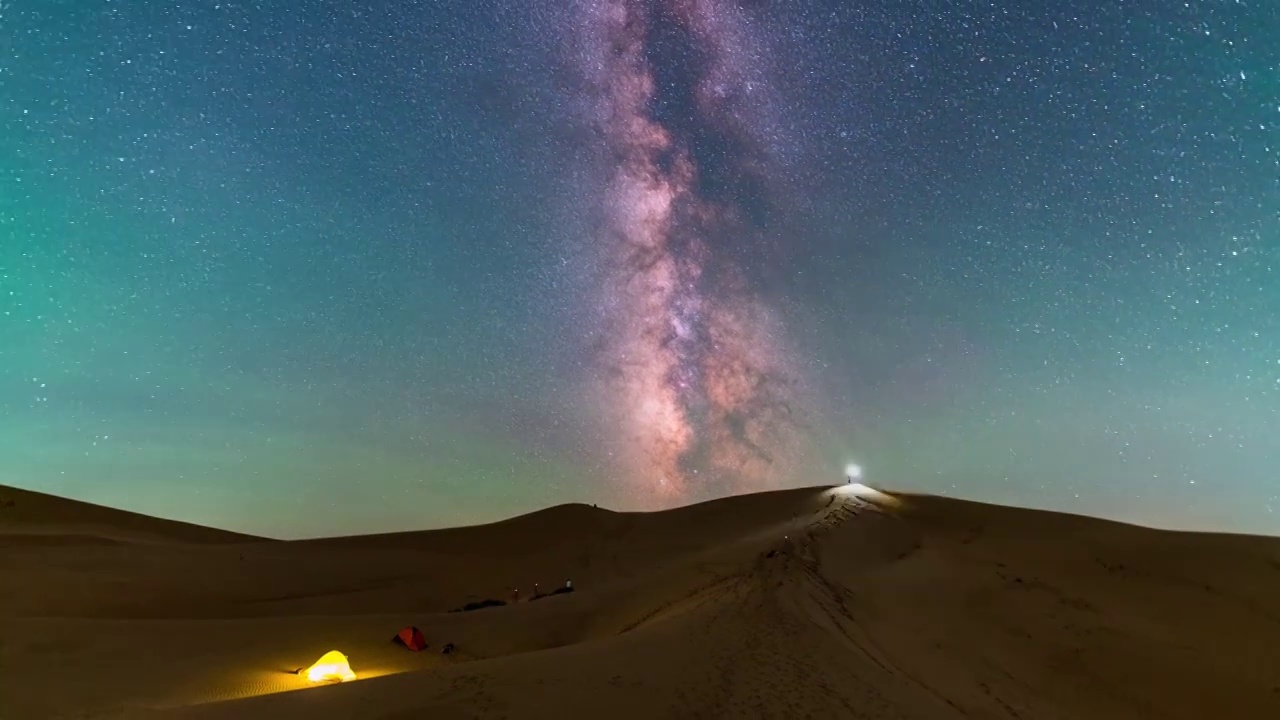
[{"left": 2, "top": 0, "right": 1277, "bottom": 538}]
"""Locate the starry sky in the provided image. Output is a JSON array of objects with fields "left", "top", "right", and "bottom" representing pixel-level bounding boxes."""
[{"left": 2, "top": 0, "right": 1277, "bottom": 539}]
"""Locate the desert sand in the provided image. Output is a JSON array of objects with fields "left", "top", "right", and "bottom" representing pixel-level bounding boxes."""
[{"left": 3, "top": 482, "right": 1280, "bottom": 719}]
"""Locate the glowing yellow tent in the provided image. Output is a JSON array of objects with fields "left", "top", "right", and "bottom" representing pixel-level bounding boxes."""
[{"left": 304, "top": 650, "right": 357, "bottom": 683}]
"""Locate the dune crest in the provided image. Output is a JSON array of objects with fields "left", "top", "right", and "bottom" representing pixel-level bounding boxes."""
[
  {"left": 0, "top": 485, "right": 262, "bottom": 546},
  {"left": 3, "top": 483, "right": 1279, "bottom": 719}
]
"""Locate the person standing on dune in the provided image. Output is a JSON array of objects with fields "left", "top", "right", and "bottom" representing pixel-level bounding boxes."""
[{"left": 846, "top": 463, "right": 862, "bottom": 484}]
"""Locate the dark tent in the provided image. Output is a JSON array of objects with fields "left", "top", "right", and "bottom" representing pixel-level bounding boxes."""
[{"left": 392, "top": 625, "right": 428, "bottom": 651}]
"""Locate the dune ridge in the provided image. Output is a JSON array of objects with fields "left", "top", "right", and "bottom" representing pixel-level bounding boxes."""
[
  {"left": 3, "top": 483, "right": 1279, "bottom": 719},
  {"left": 0, "top": 485, "right": 264, "bottom": 546}
]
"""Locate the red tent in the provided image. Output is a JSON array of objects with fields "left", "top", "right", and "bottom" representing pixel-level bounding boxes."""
[{"left": 392, "top": 625, "right": 428, "bottom": 651}]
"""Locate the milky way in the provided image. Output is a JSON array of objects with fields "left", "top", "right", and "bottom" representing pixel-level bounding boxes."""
[
  {"left": 5, "top": 0, "right": 1276, "bottom": 538},
  {"left": 574, "top": 0, "right": 805, "bottom": 504}
]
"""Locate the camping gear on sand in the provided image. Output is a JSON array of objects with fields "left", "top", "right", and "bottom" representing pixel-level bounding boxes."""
[
  {"left": 300, "top": 650, "right": 357, "bottom": 683},
  {"left": 392, "top": 625, "right": 428, "bottom": 651}
]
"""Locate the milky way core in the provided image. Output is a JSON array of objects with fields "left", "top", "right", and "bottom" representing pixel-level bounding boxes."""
[{"left": 575, "top": 0, "right": 804, "bottom": 504}]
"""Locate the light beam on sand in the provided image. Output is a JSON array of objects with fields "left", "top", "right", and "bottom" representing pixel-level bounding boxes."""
[{"left": 828, "top": 483, "right": 900, "bottom": 508}]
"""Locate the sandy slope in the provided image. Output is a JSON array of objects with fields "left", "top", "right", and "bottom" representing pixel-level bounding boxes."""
[
  {"left": 0, "top": 486, "right": 261, "bottom": 546},
  {"left": 2, "top": 484, "right": 1280, "bottom": 719}
]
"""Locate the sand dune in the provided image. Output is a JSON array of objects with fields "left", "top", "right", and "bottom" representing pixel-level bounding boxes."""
[
  {"left": 3, "top": 483, "right": 1280, "bottom": 719},
  {"left": 0, "top": 486, "right": 261, "bottom": 546}
]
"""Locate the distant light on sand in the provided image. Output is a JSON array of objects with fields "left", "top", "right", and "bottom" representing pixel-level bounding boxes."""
[
  {"left": 305, "top": 650, "right": 357, "bottom": 683},
  {"left": 829, "top": 482, "right": 899, "bottom": 508},
  {"left": 845, "top": 463, "right": 863, "bottom": 480}
]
